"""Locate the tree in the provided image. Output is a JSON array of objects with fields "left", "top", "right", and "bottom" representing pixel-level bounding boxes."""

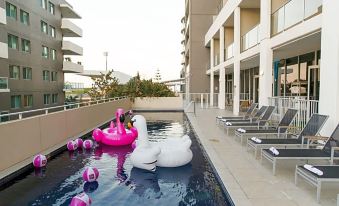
[{"left": 87, "top": 70, "right": 120, "bottom": 99}]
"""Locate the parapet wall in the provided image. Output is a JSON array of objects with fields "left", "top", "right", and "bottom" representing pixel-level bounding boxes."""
[
  {"left": 132, "top": 97, "right": 184, "bottom": 111},
  {"left": 0, "top": 99, "right": 131, "bottom": 178}
]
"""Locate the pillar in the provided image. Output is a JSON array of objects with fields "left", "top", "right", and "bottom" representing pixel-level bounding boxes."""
[
  {"left": 219, "top": 26, "right": 226, "bottom": 109},
  {"left": 258, "top": 0, "right": 273, "bottom": 106},
  {"left": 210, "top": 38, "right": 215, "bottom": 106},
  {"left": 233, "top": 7, "right": 241, "bottom": 115},
  {"left": 319, "top": 0, "right": 339, "bottom": 135}
]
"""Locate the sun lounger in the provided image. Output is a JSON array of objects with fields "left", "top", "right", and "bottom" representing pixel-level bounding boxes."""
[
  {"left": 261, "top": 124, "right": 339, "bottom": 175},
  {"left": 224, "top": 106, "right": 276, "bottom": 134},
  {"left": 222, "top": 106, "right": 267, "bottom": 125},
  {"left": 234, "top": 109, "right": 298, "bottom": 144},
  {"left": 295, "top": 164, "right": 339, "bottom": 203},
  {"left": 216, "top": 103, "right": 258, "bottom": 124},
  {"left": 247, "top": 114, "right": 329, "bottom": 157}
]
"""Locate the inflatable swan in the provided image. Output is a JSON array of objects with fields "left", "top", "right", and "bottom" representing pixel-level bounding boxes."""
[{"left": 130, "top": 115, "right": 193, "bottom": 171}]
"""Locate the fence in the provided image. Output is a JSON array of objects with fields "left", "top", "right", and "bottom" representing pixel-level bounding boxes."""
[{"left": 268, "top": 96, "right": 319, "bottom": 130}]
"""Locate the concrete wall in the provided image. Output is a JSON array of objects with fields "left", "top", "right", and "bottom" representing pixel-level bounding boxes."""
[
  {"left": 0, "top": 99, "right": 131, "bottom": 175},
  {"left": 271, "top": 0, "right": 289, "bottom": 14},
  {"left": 240, "top": 8, "right": 260, "bottom": 36},
  {"left": 132, "top": 97, "right": 183, "bottom": 110}
]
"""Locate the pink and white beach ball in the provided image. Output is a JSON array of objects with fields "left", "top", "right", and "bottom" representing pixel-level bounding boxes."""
[
  {"left": 70, "top": 193, "right": 92, "bottom": 206},
  {"left": 32, "top": 154, "right": 47, "bottom": 168},
  {"left": 76, "top": 138, "right": 83, "bottom": 148},
  {"left": 82, "top": 167, "right": 99, "bottom": 182},
  {"left": 83, "top": 140, "right": 94, "bottom": 150},
  {"left": 67, "top": 140, "right": 78, "bottom": 151}
]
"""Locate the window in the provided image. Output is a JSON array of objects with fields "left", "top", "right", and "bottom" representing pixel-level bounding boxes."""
[
  {"left": 49, "top": 25, "right": 56, "bottom": 38},
  {"left": 43, "top": 94, "right": 50, "bottom": 105},
  {"left": 42, "top": 46, "right": 49, "bottom": 58},
  {"left": 51, "top": 49, "right": 56, "bottom": 60},
  {"left": 43, "top": 70, "right": 50, "bottom": 81},
  {"left": 8, "top": 34, "right": 18, "bottom": 50},
  {"left": 23, "top": 67, "right": 32, "bottom": 80},
  {"left": 0, "top": 77, "right": 9, "bottom": 89},
  {"left": 40, "top": 0, "right": 47, "bottom": 10},
  {"left": 41, "top": 21, "right": 48, "bottom": 34},
  {"left": 23, "top": 95, "right": 33, "bottom": 107},
  {"left": 52, "top": 94, "right": 58, "bottom": 104},
  {"left": 20, "top": 10, "right": 29, "bottom": 25},
  {"left": 21, "top": 39, "right": 31, "bottom": 53},
  {"left": 11, "top": 95, "right": 21, "bottom": 109},
  {"left": 9, "top": 65, "right": 20, "bottom": 79},
  {"left": 51, "top": 71, "right": 57, "bottom": 81},
  {"left": 0, "top": 111, "right": 9, "bottom": 123},
  {"left": 49, "top": 2, "right": 55, "bottom": 14},
  {"left": 6, "top": 2, "right": 17, "bottom": 20}
]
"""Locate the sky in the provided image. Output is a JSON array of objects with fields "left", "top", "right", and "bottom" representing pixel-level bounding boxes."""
[{"left": 65, "top": 0, "right": 184, "bottom": 83}]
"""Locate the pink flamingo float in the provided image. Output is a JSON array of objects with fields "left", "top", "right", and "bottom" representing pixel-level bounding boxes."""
[{"left": 92, "top": 108, "right": 138, "bottom": 146}]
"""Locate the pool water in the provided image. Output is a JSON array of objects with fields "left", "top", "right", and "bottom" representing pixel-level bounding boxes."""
[{"left": 0, "top": 113, "right": 232, "bottom": 206}]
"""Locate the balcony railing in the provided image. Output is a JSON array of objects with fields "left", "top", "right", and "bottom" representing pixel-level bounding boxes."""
[
  {"left": 214, "top": 54, "right": 220, "bottom": 66},
  {"left": 241, "top": 24, "right": 260, "bottom": 52},
  {"left": 271, "top": 0, "right": 322, "bottom": 35},
  {"left": 64, "top": 82, "right": 84, "bottom": 90},
  {"left": 0, "top": 77, "right": 9, "bottom": 92},
  {"left": 225, "top": 43, "right": 234, "bottom": 60}
]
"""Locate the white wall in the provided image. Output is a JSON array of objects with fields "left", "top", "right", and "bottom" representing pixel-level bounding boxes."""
[{"left": 132, "top": 97, "right": 183, "bottom": 110}]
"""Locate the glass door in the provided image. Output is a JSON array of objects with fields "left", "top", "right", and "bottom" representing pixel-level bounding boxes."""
[
  {"left": 253, "top": 75, "right": 259, "bottom": 103},
  {"left": 307, "top": 65, "right": 320, "bottom": 100}
]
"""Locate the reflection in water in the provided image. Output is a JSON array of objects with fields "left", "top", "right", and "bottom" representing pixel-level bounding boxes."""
[{"left": 0, "top": 114, "right": 231, "bottom": 206}]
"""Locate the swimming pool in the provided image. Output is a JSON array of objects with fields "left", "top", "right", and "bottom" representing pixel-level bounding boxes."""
[{"left": 0, "top": 112, "right": 233, "bottom": 206}]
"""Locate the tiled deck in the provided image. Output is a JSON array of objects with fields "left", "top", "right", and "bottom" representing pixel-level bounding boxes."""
[{"left": 186, "top": 107, "right": 339, "bottom": 206}]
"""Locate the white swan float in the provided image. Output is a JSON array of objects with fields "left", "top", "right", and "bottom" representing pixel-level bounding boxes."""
[{"left": 130, "top": 115, "right": 193, "bottom": 171}]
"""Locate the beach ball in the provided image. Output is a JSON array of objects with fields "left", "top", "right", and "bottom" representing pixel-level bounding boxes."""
[
  {"left": 82, "top": 167, "right": 99, "bottom": 182},
  {"left": 76, "top": 138, "right": 83, "bottom": 148},
  {"left": 70, "top": 193, "right": 92, "bottom": 206},
  {"left": 67, "top": 140, "right": 78, "bottom": 151},
  {"left": 83, "top": 140, "right": 94, "bottom": 150},
  {"left": 32, "top": 154, "right": 47, "bottom": 168}
]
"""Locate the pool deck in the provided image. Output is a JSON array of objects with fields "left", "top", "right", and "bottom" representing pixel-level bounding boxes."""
[{"left": 186, "top": 107, "right": 339, "bottom": 206}]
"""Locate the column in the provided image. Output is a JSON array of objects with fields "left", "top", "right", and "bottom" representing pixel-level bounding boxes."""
[
  {"left": 258, "top": 0, "right": 273, "bottom": 106},
  {"left": 319, "top": 0, "right": 339, "bottom": 135},
  {"left": 233, "top": 7, "right": 241, "bottom": 115},
  {"left": 219, "top": 26, "right": 226, "bottom": 109},
  {"left": 210, "top": 38, "right": 215, "bottom": 106}
]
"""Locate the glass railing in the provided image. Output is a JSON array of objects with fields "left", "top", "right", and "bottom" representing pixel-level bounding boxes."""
[
  {"left": 271, "top": 0, "right": 322, "bottom": 35},
  {"left": 214, "top": 54, "right": 220, "bottom": 66},
  {"left": 241, "top": 24, "right": 260, "bottom": 52},
  {"left": 226, "top": 43, "right": 234, "bottom": 59},
  {"left": 0, "top": 77, "right": 9, "bottom": 90}
]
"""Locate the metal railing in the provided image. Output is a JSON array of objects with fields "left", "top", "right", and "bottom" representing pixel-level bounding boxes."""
[
  {"left": 64, "top": 82, "right": 85, "bottom": 90},
  {"left": 241, "top": 24, "right": 260, "bottom": 52},
  {"left": 0, "top": 96, "right": 128, "bottom": 123},
  {"left": 271, "top": 0, "right": 322, "bottom": 35},
  {"left": 240, "top": 93, "right": 250, "bottom": 100},
  {"left": 268, "top": 96, "right": 319, "bottom": 130}
]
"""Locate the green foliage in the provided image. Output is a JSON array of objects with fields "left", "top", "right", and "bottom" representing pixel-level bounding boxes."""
[{"left": 87, "top": 70, "right": 175, "bottom": 100}]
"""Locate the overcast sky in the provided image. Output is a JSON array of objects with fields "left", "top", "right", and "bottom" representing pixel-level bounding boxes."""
[{"left": 65, "top": 0, "right": 184, "bottom": 82}]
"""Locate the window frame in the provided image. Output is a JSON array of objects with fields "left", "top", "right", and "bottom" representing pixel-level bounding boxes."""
[
  {"left": 43, "top": 94, "right": 51, "bottom": 105},
  {"left": 52, "top": 93, "right": 58, "bottom": 104},
  {"left": 9, "top": 65, "right": 20, "bottom": 80},
  {"left": 40, "top": 0, "right": 48, "bottom": 10},
  {"left": 21, "top": 39, "right": 31, "bottom": 53},
  {"left": 20, "top": 9, "right": 30, "bottom": 25},
  {"left": 8, "top": 34, "right": 19, "bottom": 50},
  {"left": 23, "top": 67, "right": 32, "bottom": 80},
  {"left": 41, "top": 20, "right": 48, "bottom": 34},
  {"left": 10, "top": 95, "right": 21, "bottom": 109},
  {"left": 51, "top": 49, "right": 57, "bottom": 60},
  {"left": 6, "top": 2, "right": 17, "bottom": 20},
  {"left": 51, "top": 71, "right": 57, "bottom": 81},
  {"left": 42, "top": 70, "right": 50, "bottom": 81},
  {"left": 23, "top": 95, "right": 33, "bottom": 108},
  {"left": 48, "top": 2, "right": 55, "bottom": 15},
  {"left": 42, "top": 46, "right": 49, "bottom": 59},
  {"left": 49, "top": 25, "right": 56, "bottom": 38}
]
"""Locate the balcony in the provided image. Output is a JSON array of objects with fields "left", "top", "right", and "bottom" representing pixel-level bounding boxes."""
[
  {"left": 0, "top": 42, "right": 8, "bottom": 59},
  {"left": 214, "top": 54, "right": 220, "bottom": 66},
  {"left": 60, "top": 3, "right": 81, "bottom": 19},
  {"left": 0, "top": 7, "right": 6, "bottom": 24},
  {"left": 64, "top": 82, "right": 84, "bottom": 91},
  {"left": 271, "top": 0, "right": 322, "bottom": 36},
  {"left": 0, "top": 77, "right": 10, "bottom": 92},
  {"left": 241, "top": 24, "right": 260, "bottom": 52},
  {"left": 62, "top": 41, "right": 83, "bottom": 55},
  {"left": 61, "top": 19, "right": 82, "bottom": 37},
  {"left": 63, "top": 59, "right": 84, "bottom": 73}
]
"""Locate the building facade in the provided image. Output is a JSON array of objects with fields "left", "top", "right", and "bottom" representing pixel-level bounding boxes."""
[
  {"left": 181, "top": 0, "right": 219, "bottom": 98},
  {"left": 184, "top": 0, "right": 339, "bottom": 135},
  {"left": 0, "top": 0, "right": 82, "bottom": 120}
]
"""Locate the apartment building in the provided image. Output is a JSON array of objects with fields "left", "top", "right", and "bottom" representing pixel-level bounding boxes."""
[
  {"left": 181, "top": 0, "right": 219, "bottom": 98},
  {"left": 183, "top": 0, "right": 338, "bottom": 134},
  {"left": 0, "top": 0, "right": 83, "bottom": 120}
]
